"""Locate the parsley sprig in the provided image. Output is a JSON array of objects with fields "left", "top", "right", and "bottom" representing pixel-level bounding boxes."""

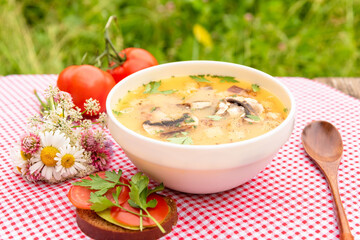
[
  {"left": 143, "top": 81, "right": 176, "bottom": 94},
  {"left": 128, "top": 173, "right": 165, "bottom": 231},
  {"left": 72, "top": 170, "right": 127, "bottom": 195}
]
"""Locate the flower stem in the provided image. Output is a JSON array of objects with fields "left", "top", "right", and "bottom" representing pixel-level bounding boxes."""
[
  {"left": 49, "top": 97, "right": 55, "bottom": 111},
  {"left": 34, "top": 90, "right": 47, "bottom": 109}
]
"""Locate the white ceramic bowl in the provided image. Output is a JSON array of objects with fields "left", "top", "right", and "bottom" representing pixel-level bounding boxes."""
[{"left": 106, "top": 61, "right": 295, "bottom": 194}]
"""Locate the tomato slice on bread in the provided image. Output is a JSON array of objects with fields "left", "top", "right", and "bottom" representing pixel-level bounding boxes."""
[
  {"left": 110, "top": 194, "right": 169, "bottom": 227},
  {"left": 68, "top": 171, "right": 129, "bottom": 209}
]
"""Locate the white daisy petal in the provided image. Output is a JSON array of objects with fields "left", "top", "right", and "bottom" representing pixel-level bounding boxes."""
[
  {"left": 30, "top": 161, "right": 43, "bottom": 174},
  {"left": 74, "top": 162, "right": 86, "bottom": 170},
  {"left": 53, "top": 170, "right": 61, "bottom": 180},
  {"left": 41, "top": 166, "right": 48, "bottom": 178}
]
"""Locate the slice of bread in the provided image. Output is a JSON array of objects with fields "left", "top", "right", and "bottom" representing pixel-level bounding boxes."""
[{"left": 76, "top": 195, "right": 178, "bottom": 240}]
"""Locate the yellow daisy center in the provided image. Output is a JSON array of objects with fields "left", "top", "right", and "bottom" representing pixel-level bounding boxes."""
[
  {"left": 61, "top": 154, "right": 75, "bottom": 168},
  {"left": 20, "top": 151, "right": 31, "bottom": 160},
  {"left": 40, "top": 146, "right": 59, "bottom": 167}
]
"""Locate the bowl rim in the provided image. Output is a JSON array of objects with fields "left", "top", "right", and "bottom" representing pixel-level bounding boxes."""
[{"left": 106, "top": 60, "right": 296, "bottom": 150}]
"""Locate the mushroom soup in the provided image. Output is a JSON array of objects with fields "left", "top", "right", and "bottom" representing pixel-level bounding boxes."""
[{"left": 113, "top": 75, "right": 288, "bottom": 145}]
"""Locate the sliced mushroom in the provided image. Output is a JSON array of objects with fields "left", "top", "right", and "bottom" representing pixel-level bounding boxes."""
[
  {"left": 225, "top": 97, "right": 263, "bottom": 115},
  {"left": 178, "top": 101, "right": 212, "bottom": 110},
  {"left": 143, "top": 113, "right": 198, "bottom": 135},
  {"left": 190, "top": 101, "right": 212, "bottom": 110},
  {"left": 214, "top": 96, "right": 264, "bottom": 122},
  {"left": 227, "top": 105, "right": 246, "bottom": 118},
  {"left": 176, "top": 103, "right": 191, "bottom": 109},
  {"left": 227, "top": 85, "right": 247, "bottom": 94},
  {"left": 225, "top": 97, "right": 256, "bottom": 116},
  {"left": 215, "top": 101, "right": 229, "bottom": 115}
]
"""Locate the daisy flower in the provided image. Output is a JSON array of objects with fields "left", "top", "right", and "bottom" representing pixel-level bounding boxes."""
[
  {"left": 30, "top": 130, "right": 70, "bottom": 181},
  {"left": 55, "top": 145, "right": 87, "bottom": 178},
  {"left": 11, "top": 147, "right": 31, "bottom": 175}
]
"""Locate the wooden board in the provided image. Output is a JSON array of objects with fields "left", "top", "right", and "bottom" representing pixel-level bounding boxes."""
[{"left": 313, "top": 78, "right": 360, "bottom": 99}]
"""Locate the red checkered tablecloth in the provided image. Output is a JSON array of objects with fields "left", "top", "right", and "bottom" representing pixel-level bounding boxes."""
[{"left": 0, "top": 75, "right": 359, "bottom": 240}]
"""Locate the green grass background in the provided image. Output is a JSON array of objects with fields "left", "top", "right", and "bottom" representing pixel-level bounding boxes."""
[{"left": 1, "top": 0, "right": 359, "bottom": 77}]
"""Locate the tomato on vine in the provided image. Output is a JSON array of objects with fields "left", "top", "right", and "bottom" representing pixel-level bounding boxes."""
[
  {"left": 107, "top": 48, "right": 158, "bottom": 83},
  {"left": 99, "top": 16, "right": 158, "bottom": 83},
  {"left": 57, "top": 65, "right": 115, "bottom": 114}
]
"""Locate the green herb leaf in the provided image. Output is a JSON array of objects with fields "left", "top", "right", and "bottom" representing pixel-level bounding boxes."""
[
  {"left": 112, "top": 110, "right": 122, "bottom": 116},
  {"left": 246, "top": 114, "right": 261, "bottom": 121},
  {"left": 160, "top": 90, "right": 176, "bottom": 94},
  {"left": 112, "top": 186, "right": 122, "bottom": 206},
  {"left": 147, "top": 183, "right": 164, "bottom": 196},
  {"left": 90, "top": 192, "right": 115, "bottom": 212},
  {"left": 167, "top": 136, "right": 193, "bottom": 145},
  {"left": 184, "top": 118, "right": 195, "bottom": 123},
  {"left": 207, "top": 115, "right": 222, "bottom": 121},
  {"left": 217, "top": 76, "right": 239, "bottom": 83},
  {"left": 128, "top": 173, "right": 164, "bottom": 210},
  {"left": 190, "top": 75, "right": 211, "bottom": 83},
  {"left": 251, "top": 84, "right": 260, "bottom": 92},
  {"left": 146, "top": 199, "right": 158, "bottom": 208},
  {"left": 144, "top": 81, "right": 161, "bottom": 94},
  {"left": 150, "top": 107, "right": 157, "bottom": 113},
  {"left": 283, "top": 107, "right": 288, "bottom": 113},
  {"left": 72, "top": 170, "right": 123, "bottom": 196},
  {"left": 105, "top": 169, "right": 122, "bottom": 183},
  {"left": 143, "top": 81, "right": 176, "bottom": 94}
]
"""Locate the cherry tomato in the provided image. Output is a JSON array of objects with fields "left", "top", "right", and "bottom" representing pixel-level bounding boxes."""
[
  {"left": 107, "top": 48, "right": 158, "bottom": 83},
  {"left": 68, "top": 171, "right": 130, "bottom": 210},
  {"left": 57, "top": 65, "right": 116, "bottom": 114},
  {"left": 110, "top": 194, "right": 169, "bottom": 227}
]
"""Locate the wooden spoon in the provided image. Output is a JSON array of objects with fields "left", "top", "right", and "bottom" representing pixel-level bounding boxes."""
[{"left": 301, "top": 121, "right": 353, "bottom": 240}]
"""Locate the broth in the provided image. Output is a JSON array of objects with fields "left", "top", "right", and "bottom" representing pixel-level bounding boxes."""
[{"left": 113, "top": 75, "right": 288, "bottom": 145}]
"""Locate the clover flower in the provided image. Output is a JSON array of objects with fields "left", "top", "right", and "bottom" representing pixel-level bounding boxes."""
[
  {"left": 21, "top": 132, "right": 40, "bottom": 155},
  {"left": 81, "top": 130, "right": 114, "bottom": 171},
  {"left": 90, "top": 144, "right": 112, "bottom": 171}
]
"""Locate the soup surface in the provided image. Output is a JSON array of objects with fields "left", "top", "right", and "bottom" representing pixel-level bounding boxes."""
[{"left": 113, "top": 75, "right": 288, "bottom": 145}]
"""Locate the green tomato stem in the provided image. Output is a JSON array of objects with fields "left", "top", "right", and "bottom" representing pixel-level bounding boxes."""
[{"left": 104, "top": 15, "right": 125, "bottom": 65}]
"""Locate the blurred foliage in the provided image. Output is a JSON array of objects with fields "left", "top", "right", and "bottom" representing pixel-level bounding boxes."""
[{"left": 0, "top": 0, "right": 359, "bottom": 77}]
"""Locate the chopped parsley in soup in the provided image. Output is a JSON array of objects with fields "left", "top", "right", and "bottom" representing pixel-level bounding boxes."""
[{"left": 113, "top": 75, "right": 288, "bottom": 145}]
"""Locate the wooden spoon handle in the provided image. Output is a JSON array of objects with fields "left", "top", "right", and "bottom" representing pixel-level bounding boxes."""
[
  {"left": 340, "top": 233, "right": 354, "bottom": 240},
  {"left": 327, "top": 174, "right": 354, "bottom": 240}
]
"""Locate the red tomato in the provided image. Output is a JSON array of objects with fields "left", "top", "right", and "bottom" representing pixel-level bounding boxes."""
[
  {"left": 110, "top": 194, "right": 169, "bottom": 227},
  {"left": 107, "top": 48, "right": 158, "bottom": 83},
  {"left": 57, "top": 65, "right": 116, "bottom": 114},
  {"left": 68, "top": 171, "right": 130, "bottom": 209}
]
